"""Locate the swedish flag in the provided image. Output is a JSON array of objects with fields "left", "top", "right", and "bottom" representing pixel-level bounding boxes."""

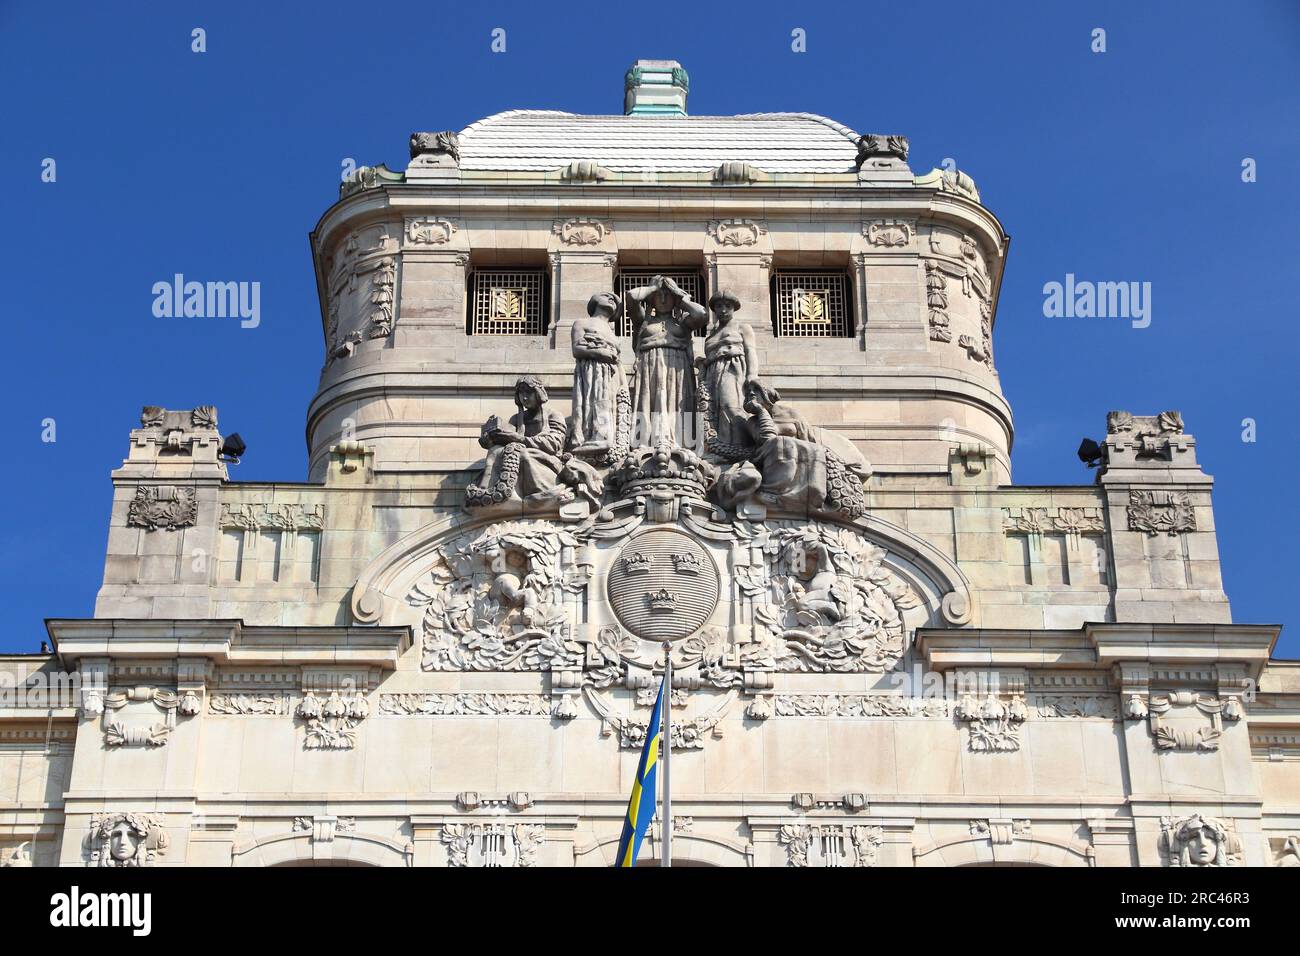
[{"left": 615, "top": 674, "right": 665, "bottom": 867}]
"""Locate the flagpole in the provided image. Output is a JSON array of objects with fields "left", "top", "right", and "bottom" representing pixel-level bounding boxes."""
[{"left": 661, "top": 640, "right": 672, "bottom": 868}]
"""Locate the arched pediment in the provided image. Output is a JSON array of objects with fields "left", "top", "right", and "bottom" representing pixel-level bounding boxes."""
[{"left": 348, "top": 502, "right": 976, "bottom": 679}]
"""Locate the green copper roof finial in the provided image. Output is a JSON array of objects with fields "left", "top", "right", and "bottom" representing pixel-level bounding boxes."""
[{"left": 623, "top": 59, "right": 688, "bottom": 117}]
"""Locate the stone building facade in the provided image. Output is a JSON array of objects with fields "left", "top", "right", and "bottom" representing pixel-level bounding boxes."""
[{"left": 2, "top": 62, "right": 1296, "bottom": 869}]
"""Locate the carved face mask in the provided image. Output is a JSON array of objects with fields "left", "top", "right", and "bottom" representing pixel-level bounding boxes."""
[{"left": 109, "top": 822, "right": 139, "bottom": 861}]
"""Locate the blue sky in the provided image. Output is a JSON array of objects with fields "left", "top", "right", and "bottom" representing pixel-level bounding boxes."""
[{"left": 0, "top": 1, "right": 1296, "bottom": 656}]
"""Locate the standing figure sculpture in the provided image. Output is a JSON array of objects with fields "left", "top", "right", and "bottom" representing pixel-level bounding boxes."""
[
  {"left": 466, "top": 376, "right": 573, "bottom": 509},
  {"left": 626, "top": 275, "right": 707, "bottom": 447},
  {"left": 568, "top": 292, "right": 628, "bottom": 458},
  {"left": 699, "top": 289, "right": 759, "bottom": 454}
]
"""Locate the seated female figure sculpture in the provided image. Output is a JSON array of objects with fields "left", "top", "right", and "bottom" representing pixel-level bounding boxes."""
[
  {"left": 713, "top": 382, "right": 867, "bottom": 518},
  {"left": 467, "top": 376, "right": 579, "bottom": 509}
]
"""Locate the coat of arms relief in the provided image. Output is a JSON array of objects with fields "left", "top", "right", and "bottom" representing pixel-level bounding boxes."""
[{"left": 355, "top": 282, "right": 971, "bottom": 742}]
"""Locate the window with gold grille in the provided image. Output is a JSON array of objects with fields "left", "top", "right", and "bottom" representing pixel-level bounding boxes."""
[
  {"left": 469, "top": 269, "right": 548, "bottom": 335},
  {"left": 771, "top": 271, "right": 853, "bottom": 337},
  {"left": 614, "top": 269, "right": 707, "bottom": 337}
]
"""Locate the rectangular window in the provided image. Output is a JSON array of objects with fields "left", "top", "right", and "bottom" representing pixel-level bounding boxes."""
[
  {"left": 771, "top": 270, "right": 853, "bottom": 337},
  {"left": 614, "top": 269, "right": 707, "bottom": 337},
  {"left": 468, "top": 269, "right": 548, "bottom": 335}
]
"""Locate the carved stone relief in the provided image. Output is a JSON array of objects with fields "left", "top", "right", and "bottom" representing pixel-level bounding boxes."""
[
  {"left": 864, "top": 220, "right": 914, "bottom": 248},
  {"left": 98, "top": 686, "right": 199, "bottom": 748},
  {"left": 442, "top": 822, "right": 544, "bottom": 867},
  {"left": 127, "top": 484, "right": 198, "bottom": 531},
  {"left": 1127, "top": 690, "right": 1242, "bottom": 752},
  {"left": 707, "top": 219, "right": 767, "bottom": 247},
  {"left": 1127, "top": 490, "right": 1196, "bottom": 536},
  {"left": 377, "top": 693, "right": 557, "bottom": 717},
  {"left": 295, "top": 691, "right": 369, "bottom": 750},
  {"left": 1160, "top": 813, "right": 1242, "bottom": 867},
  {"left": 405, "top": 217, "right": 459, "bottom": 245},
  {"left": 86, "top": 812, "right": 169, "bottom": 867},
  {"left": 552, "top": 218, "right": 610, "bottom": 246},
  {"left": 779, "top": 823, "right": 882, "bottom": 867},
  {"left": 955, "top": 694, "right": 1028, "bottom": 752}
]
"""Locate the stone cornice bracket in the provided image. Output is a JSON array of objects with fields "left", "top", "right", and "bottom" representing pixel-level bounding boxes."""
[
  {"left": 559, "top": 161, "right": 612, "bottom": 184},
  {"left": 326, "top": 441, "right": 374, "bottom": 486},
  {"left": 712, "top": 162, "right": 768, "bottom": 185},
  {"left": 456, "top": 791, "right": 533, "bottom": 812},
  {"left": 949, "top": 442, "right": 998, "bottom": 485}
]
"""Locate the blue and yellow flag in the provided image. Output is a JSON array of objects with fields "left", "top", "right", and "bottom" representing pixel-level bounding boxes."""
[{"left": 615, "top": 674, "right": 665, "bottom": 867}]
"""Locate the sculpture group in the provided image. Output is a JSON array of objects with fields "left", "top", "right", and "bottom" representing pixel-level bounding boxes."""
[{"left": 466, "top": 276, "right": 871, "bottom": 518}]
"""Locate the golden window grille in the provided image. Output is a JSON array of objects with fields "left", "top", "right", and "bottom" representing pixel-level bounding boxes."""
[
  {"left": 470, "top": 270, "right": 547, "bottom": 335},
  {"left": 772, "top": 271, "right": 853, "bottom": 337}
]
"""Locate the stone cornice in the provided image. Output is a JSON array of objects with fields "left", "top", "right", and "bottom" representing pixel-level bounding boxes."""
[
  {"left": 47, "top": 619, "right": 411, "bottom": 671},
  {"left": 916, "top": 623, "right": 1282, "bottom": 680}
]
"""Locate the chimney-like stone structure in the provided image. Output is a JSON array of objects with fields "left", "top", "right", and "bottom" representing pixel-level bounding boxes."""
[{"left": 624, "top": 59, "right": 688, "bottom": 116}]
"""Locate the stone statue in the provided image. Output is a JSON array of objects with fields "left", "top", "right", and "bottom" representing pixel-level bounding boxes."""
[
  {"left": 626, "top": 275, "right": 707, "bottom": 447},
  {"left": 713, "top": 382, "right": 866, "bottom": 517},
  {"left": 699, "top": 289, "right": 759, "bottom": 453},
  {"left": 568, "top": 292, "right": 628, "bottom": 458},
  {"left": 466, "top": 376, "right": 575, "bottom": 509}
]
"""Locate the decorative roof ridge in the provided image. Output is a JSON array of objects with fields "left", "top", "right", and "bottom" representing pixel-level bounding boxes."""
[
  {"left": 460, "top": 109, "right": 862, "bottom": 141},
  {"left": 459, "top": 109, "right": 577, "bottom": 136},
  {"left": 732, "top": 111, "right": 862, "bottom": 144}
]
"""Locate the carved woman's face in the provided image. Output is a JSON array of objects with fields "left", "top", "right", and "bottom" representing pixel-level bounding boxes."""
[
  {"left": 515, "top": 385, "right": 541, "bottom": 411},
  {"left": 109, "top": 822, "right": 140, "bottom": 861},
  {"left": 650, "top": 288, "right": 674, "bottom": 313},
  {"left": 713, "top": 302, "right": 734, "bottom": 322},
  {"left": 1186, "top": 826, "right": 1218, "bottom": 865}
]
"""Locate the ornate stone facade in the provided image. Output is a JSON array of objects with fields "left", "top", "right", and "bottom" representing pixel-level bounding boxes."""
[{"left": 0, "top": 60, "right": 1293, "bottom": 868}]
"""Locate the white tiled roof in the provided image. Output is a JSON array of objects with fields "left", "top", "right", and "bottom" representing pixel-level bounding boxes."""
[{"left": 456, "top": 110, "right": 863, "bottom": 173}]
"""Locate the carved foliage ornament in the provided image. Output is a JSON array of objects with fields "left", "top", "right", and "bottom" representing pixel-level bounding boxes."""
[
  {"left": 127, "top": 484, "right": 198, "bottom": 531},
  {"left": 552, "top": 218, "right": 609, "bottom": 246},
  {"left": 864, "top": 220, "right": 913, "bottom": 248},
  {"left": 409, "top": 130, "right": 460, "bottom": 163},
  {"left": 405, "top": 217, "right": 458, "bottom": 245},
  {"left": 1002, "top": 507, "right": 1104, "bottom": 536},
  {"left": 1127, "top": 490, "right": 1196, "bottom": 536},
  {"left": 707, "top": 219, "right": 767, "bottom": 247},
  {"left": 295, "top": 691, "right": 369, "bottom": 750},
  {"left": 220, "top": 503, "right": 324, "bottom": 532},
  {"left": 955, "top": 694, "right": 1028, "bottom": 752}
]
